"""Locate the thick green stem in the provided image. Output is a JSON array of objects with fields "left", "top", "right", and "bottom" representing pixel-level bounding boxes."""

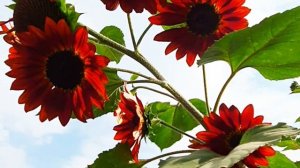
[
  {"left": 202, "top": 65, "right": 210, "bottom": 113},
  {"left": 127, "top": 13, "right": 138, "bottom": 51},
  {"left": 138, "top": 150, "right": 195, "bottom": 168},
  {"left": 132, "top": 86, "right": 176, "bottom": 100},
  {"left": 137, "top": 24, "right": 152, "bottom": 46},
  {"left": 87, "top": 25, "right": 204, "bottom": 124},
  {"left": 213, "top": 72, "right": 236, "bottom": 113}
]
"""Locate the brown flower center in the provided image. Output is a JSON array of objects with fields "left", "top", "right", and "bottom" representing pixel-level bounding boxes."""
[
  {"left": 186, "top": 3, "right": 220, "bottom": 36},
  {"left": 13, "top": 0, "right": 65, "bottom": 32},
  {"left": 226, "top": 131, "right": 243, "bottom": 151},
  {"left": 46, "top": 51, "right": 84, "bottom": 90}
]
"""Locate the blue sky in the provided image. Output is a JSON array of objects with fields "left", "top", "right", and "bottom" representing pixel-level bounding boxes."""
[{"left": 0, "top": 0, "right": 300, "bottom": 168}]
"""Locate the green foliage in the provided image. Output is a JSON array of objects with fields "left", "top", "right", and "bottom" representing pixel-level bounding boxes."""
[
  {"left": 240, "top": 123, "right": 300, "bottom": 144},
  {"left": 158, "top": 150, "right": 220, "bottom": 168},
  {"left": 88, "top": 143, "right": 138, "bottom": 168},
  {"left": 198, "top": 6, "right": 300, "bottom": 80},
  {"left": 296, "top": 117, "right": 300, "bottom": 123},
  {"left": 263, "top": 152, "right": 298, "bottom": 168},
  {"left": 296, "top": 161, "right": 300, "bottom": 168},
  {"left": 159, "top": 123, "right": 300, "bottom": 168},
  {"left": 93, "top": 26, "right": 125, "bottom": 63},
  {"left": 130, "top": 74, "right": 139, "bottom": 81},
  {"left": 276, "top": 136, "right": 300, "bottom": 150},
  {"left": 93, "top": 68, "right": 123, "bottom": 117},
  {"left": 147, "top": 99, "right": 207, "bottom": 150},
  {"left": 56, "top": 0, "right": 81, "bottom": 31},
  {"left": 290, "top": 81, "right": 300, "bottom": 93}
]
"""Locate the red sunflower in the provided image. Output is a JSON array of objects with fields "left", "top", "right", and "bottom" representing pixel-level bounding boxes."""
[
  {"left": 100, "top": 0, "right": 158, "bottom": 14},
  {"left": 189, "top": 103, "right": 275, "bottom": 168},
  {"left": 149, "top": 0, "right": 250, "bottom": 66},
  {"left": 5, "top": 17, "right": 110, "bottom": 126},
  {"left": 113, "top": 86, "right": 147, "bottom": 163},
  {"left": 1, "top": 0, "right": 66, "bottom": 44}
]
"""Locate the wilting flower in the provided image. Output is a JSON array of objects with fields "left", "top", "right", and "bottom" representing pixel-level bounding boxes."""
[
  {"left": 100, "top": 0, "right": 158, "bottom": 14},
  {"left": 113, "top": 87, "right": 147, "bottom": 163},
  {"left": 5, "top": 17, "right": 110, "bottom": 126},
  {"left": 189, "top": 103, "right": 275, "bottom": 168},
  {"left": 149, "top": 0, "right": 250, "bottom": 66}
]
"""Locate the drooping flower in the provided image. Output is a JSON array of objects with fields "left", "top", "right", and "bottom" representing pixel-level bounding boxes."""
[
  {"left": 149, "top": 0, "right": 250, "bottom": 66},
  {"left": 189, "top": 103, "right": 275, "bottom": 168},
  {"left": 5, "top": 17, "right": 110, "bottom": 126},
  {"left": 113, "top": 86, "right": 147, "bottom": 163},
  {"left": 100, "top": 0, "right": 158, "bottom": 14}
]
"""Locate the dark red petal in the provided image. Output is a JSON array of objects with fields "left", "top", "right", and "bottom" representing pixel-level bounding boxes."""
[
  {"left": 101, "top": 0, "right": 119, "bottom": 10},
  {"left": 149, "top": 13, "right": 186, "bottom": 25}
]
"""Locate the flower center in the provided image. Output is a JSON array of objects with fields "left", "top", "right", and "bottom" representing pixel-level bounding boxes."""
[
  {"left": 186, "top": 3, "right": 220, "bottom": 36},
  {"left": 46, "top": 51, "right": 84, "bottom": 90},
  {"left": 226, "top": 131, "right": 243, "bottom": 150},
  {"left": 13, "top": 0, "right": 65, "bottom": 32}
]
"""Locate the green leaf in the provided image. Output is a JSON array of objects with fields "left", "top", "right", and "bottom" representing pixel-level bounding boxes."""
[
  {"left": 276, "top": 136, "right": 300, "bottom": 150},
  {"left": 88, "top": 143, "right": 138, "bottom": 168},
  {"left": 295, "top": 161, "right": 300, "bottom": 168},
  {"left": 93, "top": 26, "right": 125, "bottom": 63},
  {"left": 240, "top": 123, "right": 300, "bottom": 144},
  {"left": 159, "top": 150, "right": 220, "bottom": 168},
  {"left": 6, "top": 4, "right": 15, "bottom": 10},
  {"left": 290, "top": 81, "right": 300, "bottom": 93},
  {"left": 130, "top": 74, "right": 139, "bottom": 81},
  {"left": 93, "top": 68, "right": 123, "bottom": 118},
  {"left": 263, "top": 152, "right": 297, "bottom": 168},
  {"left": 296, "top": 117, "right": 300, "bottom": 123},
  {"left": 56, "top": 0, "right": 81, "bottom": 31},
  {"left": 199, "top": 6, "right": 300, "bottom": 80},
  {"left": 147, "top": 99, "right": 207, "bottom": 150}
]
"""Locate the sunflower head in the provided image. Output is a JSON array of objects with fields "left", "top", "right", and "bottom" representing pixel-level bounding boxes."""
[
  {"left": 149, "top": 0, "right": 250, "bottom": 66},
  {"left": 189, "top": 103, "right": 275, "bottom": 168},
  {"left": 13, "top": 0, "right": 66, "bottom": 32},
  {"left": 5, "top": 17, "right": 110, "bottom": 126}
]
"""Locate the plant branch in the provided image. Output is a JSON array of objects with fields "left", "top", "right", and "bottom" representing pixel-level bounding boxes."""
[
  {"left": 213, "top": 72, "right": 236, "bottom": 113},
  {"left": 105, "top": 67, "right": 154, "bottom": 80},
  {"left": 86, "top": 25, "right": 204, "bottom": 124},
  {"left": 138, "top": 150, "right": 195, "bottom": 168},
  {"left": 137, "top": 23, "right": 152, "bottom": 46},
  {"left": 131, "top": 86, "right": 176, "bottom": 100},
  {"left": 202, "top": 65, "right": 210, "bottom": 113},
  {"left": 127, "top": 13, "right": 138, "bottom": 51}
]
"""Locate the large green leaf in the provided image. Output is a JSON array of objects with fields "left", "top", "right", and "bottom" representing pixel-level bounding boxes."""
[
  {"left": 240, "top": 123, "right": 300, "bottom": 144},
  {"left": 198, "top": 6, "right": 300, "bottom": 80},
  {"left": 93, "top": 68, "right": 123, "bottom": 117},
  {"left": 263, "top": 152, "right": 298, "bottom": 168},
  {"left": 93, "top": 26, "right": 125, "bottom": 63},
  {"left": 88, "top": 143, "right": 138, "bottom": 168},
  {"left": 158, "top": 150, "right": 220, "bottom": 168},
  {"left": 159, "top": 123, "right": 300, "bottom": 168},
  {"left": 56, "top": 0, "right": 81, "bottom": 31},
  {"left": 276, "top": 136, "right": 300, "bottom": 150},
  {"left": 147, "top": 99, "right": 207, "bottom": 150}
]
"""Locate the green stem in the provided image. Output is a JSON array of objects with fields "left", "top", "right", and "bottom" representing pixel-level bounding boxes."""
[
  {"left": 86, "top": 25, "right": 204, "bottom": 124},
  {"left": 86, "top": 26, "right": 165, "bottom": 80},
  {"left": 159, "top": 120, "right": 204, "bottom": 144},
  {"left": 131, "top": 86, "right": 176, "bottom": 100},
  {"left": 127, "top": 13, "right": 138, "bottom": 51},
  {"left": 202, "top": 65, "right": 210, "bottom": 113},
  {"left": 138, "top": 150, "right": 195, "bottom": 168},
  {"left": 105, "top": 67, "right": 154, "bottom": 80},
  {"left": 137, "top": 24, "right": 152, "bottom": 46},
  {"left": 213, "top": 72, "right": 236, "bottom": 113}
]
